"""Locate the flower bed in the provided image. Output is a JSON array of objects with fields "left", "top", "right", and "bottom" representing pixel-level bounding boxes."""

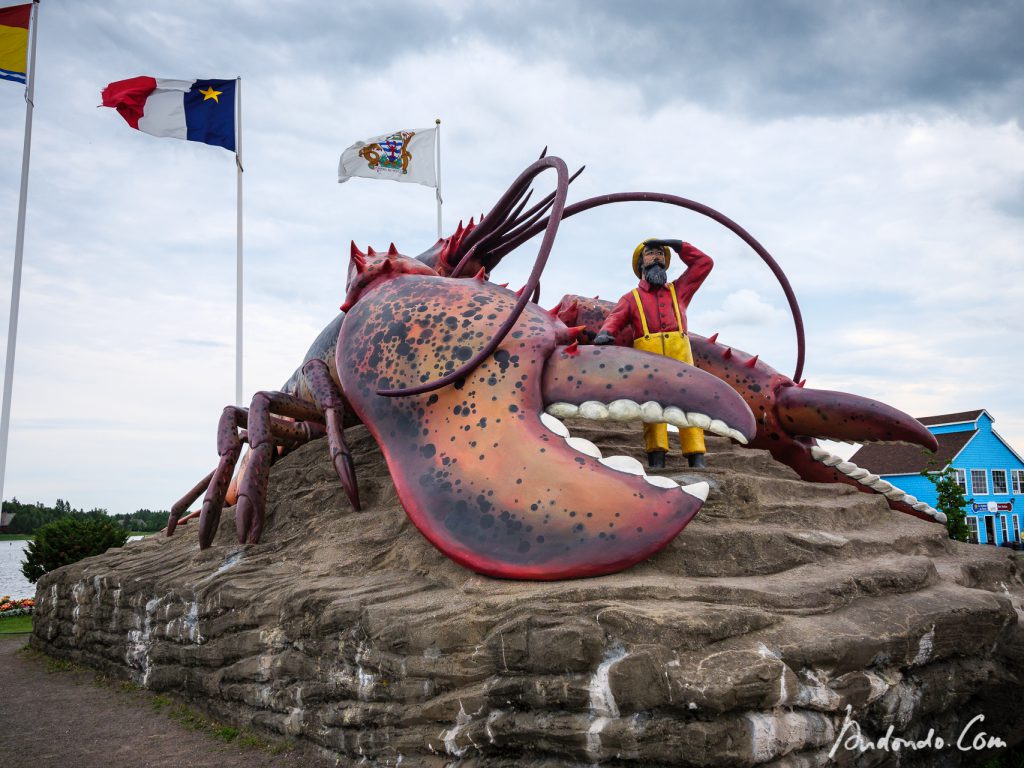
[{"left": 0, "top": 596, "right": 34, "bottom": 617}]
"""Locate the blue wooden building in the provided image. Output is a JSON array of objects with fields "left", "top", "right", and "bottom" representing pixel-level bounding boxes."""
[{"left": 850, "top": 410, "right": 1024, "bottom": 546}]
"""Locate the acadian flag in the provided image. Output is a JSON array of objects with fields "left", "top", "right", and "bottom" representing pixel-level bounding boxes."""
[
  {"left": 0, "top": 3, "right": 31, "bottom": 85},
  {"left": 100, "top": 77, "right": 237, "bottom": 152},
  {"left": 338, "top": 126, "right": 438, "bottom": 188}
]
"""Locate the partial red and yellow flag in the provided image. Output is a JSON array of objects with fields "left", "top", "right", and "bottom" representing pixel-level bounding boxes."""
[{"left": 0, "top": 3, "right": 31, "bottom": 85}]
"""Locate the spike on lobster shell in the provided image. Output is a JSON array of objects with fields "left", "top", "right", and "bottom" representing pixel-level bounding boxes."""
[
  {"left": 387, "top": 242, "right": 399, "bottom": 257},
  {"left": 473, "top": 267, "right": 487, "bottom": 281},
  {"left": 349, "top": 241, "right": 366, "bottom": 272},
  {"left": 798, "top": 379, "right": 807, "bottom": 388},
  {"left": 515, "top": 285, "right": 527, "bottom": 298},
  {"left": 468, "top": 216, "right": 475, "bottom": 228},
  {"left": 367, "top": 245, "right": 376, "bottom": 257},
  {"left": 565, "top": 340, "right": 580, "bottom": 356},
  {"left": 568, "top": 325, "right": 588, "bottom": 339},
  {"left": 745, "top": 355, "right": 759, "bottom": 368},
  {"left": 497, "top": 282, "right": 509, "bottom": 289},
  {"left": 708, "top": 332, "right": 719, "bottom": 344},
  {"left": 722, "top": 348, "right": 733, "bottom": 360},
  {"left": 379, "top": 259, "right": 394, "bottom": 273},
  {"left": 547, "top": 305, "right": 561, "bottom": 317}
]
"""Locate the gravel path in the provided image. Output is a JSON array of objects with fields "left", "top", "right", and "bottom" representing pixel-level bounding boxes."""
[{"left": 0, "top": 636, "right": 337, "bottom": 768}]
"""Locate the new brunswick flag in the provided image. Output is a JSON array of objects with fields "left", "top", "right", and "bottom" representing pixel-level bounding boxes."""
[{"left": 0, "top": 3, "right": 30, "bottom": 85}]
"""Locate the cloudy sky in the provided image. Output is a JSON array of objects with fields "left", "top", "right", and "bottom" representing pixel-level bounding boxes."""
[{"left": 0, "top": 0, "right": 1021, "bottom": 515}]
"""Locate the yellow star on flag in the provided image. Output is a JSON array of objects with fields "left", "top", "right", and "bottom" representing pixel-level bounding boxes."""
[{"left": 198, "top": 85, "right": 222, "bottom": 103}]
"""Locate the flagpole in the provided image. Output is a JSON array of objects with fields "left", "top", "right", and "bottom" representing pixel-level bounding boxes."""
[
  {"left": 0, "top": 0, "right": 40, "bottom": 509},
  {"left": 435, "top": 117, "right": 442, "bottom": 239},
  {"left": 235, "top": 76, "right": 243, "bottom": 406}
]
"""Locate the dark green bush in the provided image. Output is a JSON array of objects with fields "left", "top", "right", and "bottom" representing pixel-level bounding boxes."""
[
  {"left": 21, "top": 516, "right": 128, "bottom": 583},
  {"left": 921, "top": 466, "right": 972, "bottom": 542}
]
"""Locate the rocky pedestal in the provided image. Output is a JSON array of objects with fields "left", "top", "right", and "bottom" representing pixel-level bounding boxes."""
[{"left": 30, "top": 422, "right": 1024, "bottom": 766}]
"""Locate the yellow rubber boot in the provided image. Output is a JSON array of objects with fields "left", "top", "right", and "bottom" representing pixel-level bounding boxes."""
[{"left": 644, "top": 422, "right": 670, "bottom": 453}]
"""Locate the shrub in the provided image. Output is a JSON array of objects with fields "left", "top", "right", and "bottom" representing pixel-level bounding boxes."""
[
  {"left": 922, "top": 466, "right": 971, "bottom": 543},
  {"left": 21, "top": 516, "right": 128, "bottom": 583}
]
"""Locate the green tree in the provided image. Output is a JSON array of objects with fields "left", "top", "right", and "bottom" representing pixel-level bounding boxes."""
[
  {"left": 20, "top": 517, "right": 128, "bottom": 583},
  {"left": 922, "top": 466, "right": 972, "bottom": 542}
]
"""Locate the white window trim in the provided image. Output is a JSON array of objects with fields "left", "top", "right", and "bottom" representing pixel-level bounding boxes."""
[
  {"left": 992, "top": 469, "right": 1009, "bottom": 495},
  {"left": 1011, "top": 469, "right": 1024, "bottom": 495},
  {"left": 953, "top": 468, "right": 967, "bottom": 493},
  {"left": 971, "top": 469, "right": 989, "bottom": 495},
  {"left": 1011, "top": 514, "right": 1021, "bottom": 543},
  {"left": 1000, "top": 516, "right": 1009, "bottom": 544}
]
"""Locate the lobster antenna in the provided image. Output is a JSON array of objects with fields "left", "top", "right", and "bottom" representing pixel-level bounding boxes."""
[
  {"left": 459, "top": 165, "right": 585, "bottom": 272},
  {"left": 489, "top": 191, "right": 807, "bottom": 382}
]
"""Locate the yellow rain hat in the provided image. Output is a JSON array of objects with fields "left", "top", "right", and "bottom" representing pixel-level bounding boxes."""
[{"left": 632, "top": 239, "right": 671, "bottom": 278}]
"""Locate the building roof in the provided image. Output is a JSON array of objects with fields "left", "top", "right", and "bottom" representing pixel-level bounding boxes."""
[
  {"left": 917, "top": 410, "right": 986, "bottom": 427},
  {"left": 849, "top": 430, "right": 975, "bottom": 475}
]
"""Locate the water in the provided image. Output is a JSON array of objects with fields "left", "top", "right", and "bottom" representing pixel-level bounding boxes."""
[
  {"left": 0, "top": 537, "right": 146, "bottom": 600},
  {"left": 0, "top": 540, "right": 34, "bottom": 599}
]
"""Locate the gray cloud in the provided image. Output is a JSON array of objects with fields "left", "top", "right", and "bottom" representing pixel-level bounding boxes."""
[
  {"left": 61, "top": 0, "right": 1024, "bottom": 124},
  {"left": 468, "top": 0, "right": 1024, "bottom": 123}
]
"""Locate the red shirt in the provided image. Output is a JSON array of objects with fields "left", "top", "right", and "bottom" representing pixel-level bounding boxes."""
[{"left": 600, "top": 242, "right": 713, "bottom": 337}]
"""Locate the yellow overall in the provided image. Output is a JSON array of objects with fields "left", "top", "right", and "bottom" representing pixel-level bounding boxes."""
[{"left": 631, "top": 285, "right": 706, "bottom": 456}]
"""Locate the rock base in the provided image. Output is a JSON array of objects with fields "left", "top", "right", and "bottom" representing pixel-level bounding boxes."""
[{"left": 31, "top": 423, "right": 1024, "bottom": 766}]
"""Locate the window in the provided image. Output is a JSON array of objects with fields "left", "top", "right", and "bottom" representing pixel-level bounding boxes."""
[
  {"left": 954, "top": 469, "right": 967, "bottom": 493},
  {"left": 967, "top": 517, "right": 979, "bottom": 544},
  {"left": 1012, "top": 470, "right": 1024, "bottom": 494},
  {"left": 971, "top": 469, "right": 989, "bottom": 495},
  {"left": 1012, "top": 515, "right": 1021, "bottom": 543},
  {"left": 1001, "top": 516, "right": 1009, "bottom": 544},
  {"left": 992, "top": 470, "right": 1008, "bottom": 494}
]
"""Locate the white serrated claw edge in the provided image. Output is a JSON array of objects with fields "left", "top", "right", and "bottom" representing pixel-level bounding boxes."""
[
  {"left": 539, "top": 412, "right": 570, "bottom": 438},
  {"left": 565, "top": 436, "right": 602, "bottom": 459},
  {"left": 579, "top": 401, "right": 609, "bottom": 420},
  {"left": 644, "top": 475, "right": 678, "bottom": 489},
  {"left": 599, "top": 455, "right": 646, "bottom": 476},
  {"left": 546, "top": 402, "right": 579, "bottom": 418},
  {"left": 681, "top": 481, "right": 710, "bottom": 501}
]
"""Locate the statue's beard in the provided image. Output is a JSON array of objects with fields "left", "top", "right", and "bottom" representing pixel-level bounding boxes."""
[{"left": 644, "top": 263, "right": 668, "bottom": 287}]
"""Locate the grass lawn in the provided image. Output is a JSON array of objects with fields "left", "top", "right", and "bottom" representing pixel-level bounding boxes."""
[{"left": 0, "top": 613, "right": 32, "bottom": 633}]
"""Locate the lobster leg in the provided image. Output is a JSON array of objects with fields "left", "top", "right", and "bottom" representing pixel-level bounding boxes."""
[
  {"left": 167, "top": 469, "right": 215, "bottom": 536},
  {"left": 301, "top": 359, "right": 361, "bottom": 511},
  {"left": 235, "top": 392, "right": 326, "bottom": 545},
  {"left": 198, "top": 406, "right": 247, "bottom": 548},
  {"left": 195, "top": 404, "right": 326, "bottom": 548}
]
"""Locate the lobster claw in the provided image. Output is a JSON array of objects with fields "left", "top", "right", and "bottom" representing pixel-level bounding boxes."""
[
  {"left": 776, "top": 385, "right": 938, "bottom": 452},
  {"left": 334, "top": 451, "right": 361, "bottom": 511}
]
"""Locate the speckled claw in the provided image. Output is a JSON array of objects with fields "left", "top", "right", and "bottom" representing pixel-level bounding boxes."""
[{"left": 337, "top": 274, "right": 755, "bottom": 580}]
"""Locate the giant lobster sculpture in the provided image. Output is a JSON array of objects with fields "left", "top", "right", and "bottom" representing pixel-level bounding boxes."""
[{"left": 167, "top": 153, "right": 940, "bottom": 580}]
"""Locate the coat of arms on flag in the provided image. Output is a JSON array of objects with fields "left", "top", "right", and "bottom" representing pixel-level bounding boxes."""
[
  {"left": 358, "top": 131, "right": 415, "bottom": 174},
  {"left": 339, "top": 126, "right": 438, "bottom": 188}
]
